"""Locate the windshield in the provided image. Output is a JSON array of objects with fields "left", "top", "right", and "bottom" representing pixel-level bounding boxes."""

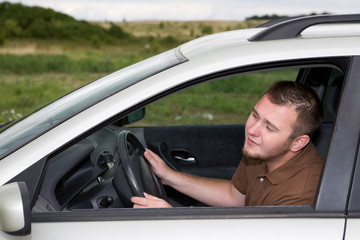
[{"left": 0, "top": 48, "right": 187, "bottom": 159}]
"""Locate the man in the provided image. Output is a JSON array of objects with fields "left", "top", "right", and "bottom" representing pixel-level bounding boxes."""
[{"left": 131, "top": 81, "right": 324, "bottom": 208}]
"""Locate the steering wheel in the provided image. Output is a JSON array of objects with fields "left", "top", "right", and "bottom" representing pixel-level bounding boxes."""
[{"left": 113, "top": 130, "right": 167, "bottom": 207}]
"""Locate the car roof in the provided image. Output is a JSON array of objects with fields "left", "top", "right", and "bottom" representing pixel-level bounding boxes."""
[{"left": 180, "top": 14, "right": 360, "bottom": 60}]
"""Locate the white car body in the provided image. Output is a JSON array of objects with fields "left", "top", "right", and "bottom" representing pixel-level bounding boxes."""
[{"left": 0, "top": 14, "right": 360, "bottom": 239}]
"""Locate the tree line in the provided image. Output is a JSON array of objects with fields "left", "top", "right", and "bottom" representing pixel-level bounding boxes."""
[
  {"left": 246, "top": 12, "right": 331, "bottom": 20},
  {"left": 0, "top": 2, "right": 131, "bottom": 44}
]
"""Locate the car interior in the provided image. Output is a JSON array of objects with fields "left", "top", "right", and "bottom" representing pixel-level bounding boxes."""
[{"left": 10, "top": 61, "right": 345, "bottom": 212}]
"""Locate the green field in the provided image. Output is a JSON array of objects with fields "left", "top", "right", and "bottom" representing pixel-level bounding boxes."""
[
  {"left": 139, "top": 69, "right": 297, "bottom": 126},
  {"left": 0, "top": 20, "right": 273, "bottom": 124}
]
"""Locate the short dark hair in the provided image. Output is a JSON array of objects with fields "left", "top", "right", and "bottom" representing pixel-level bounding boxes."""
[{"left": 265, "top": 81, "right": 323, "bottom": 139}]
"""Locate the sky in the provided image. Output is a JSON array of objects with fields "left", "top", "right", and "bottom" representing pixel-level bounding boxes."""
[{"left": 4, "top": 0, "right": 360, "bottom": 22}]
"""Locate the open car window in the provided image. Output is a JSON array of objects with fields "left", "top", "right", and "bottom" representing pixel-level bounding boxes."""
[
  {"left": 132, "top": 66, "right": 343, "bottom": 127},
  {"left": 32, "top": 63, "right": 344, "bottom": 213}
]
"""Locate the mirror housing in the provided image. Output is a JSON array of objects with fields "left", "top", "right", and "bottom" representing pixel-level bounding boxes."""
[
  {"left": 116, "top": 108, "right": 145, "bottom": 126},
  {"left": 0, "top": 182, "right": 31, "bottom": 236},
  {"left": 127, "top": 108, "right": 145, "bottom": 124}
]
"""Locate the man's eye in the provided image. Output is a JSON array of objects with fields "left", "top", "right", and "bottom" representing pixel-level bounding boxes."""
[
  {"left": 252, "top": 112, "right": 258, "bottom": 119},
  {"left": 266, "top": 125, "right": 275, "bottom": 132}
]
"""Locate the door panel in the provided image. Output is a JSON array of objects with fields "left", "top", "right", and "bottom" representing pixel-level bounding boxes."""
[
  {"left": 144, "top": 124, "right": 245, "bottom": 180},
  {"left": 26, "top": 218, "right": 345, "bottom": 240},
  {"left": 345, "top": 219, "right": 360, "bottom": 240}
]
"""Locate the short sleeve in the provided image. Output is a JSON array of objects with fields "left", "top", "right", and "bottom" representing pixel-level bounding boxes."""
[{"left": 231, "top": 158, "right": 247, "bottom": 195}]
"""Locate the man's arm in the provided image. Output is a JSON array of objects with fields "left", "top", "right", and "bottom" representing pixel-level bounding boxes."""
[{"left": 131, "top": 149, "right": 245, "bottom": 208}]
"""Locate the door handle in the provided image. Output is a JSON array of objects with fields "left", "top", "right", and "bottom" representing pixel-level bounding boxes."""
[
  {"left": 174, "top": 155, "right": 196, "bottom": 164},
  {"left": 171, "top": 150, "right": 197, "bottom": 165}
]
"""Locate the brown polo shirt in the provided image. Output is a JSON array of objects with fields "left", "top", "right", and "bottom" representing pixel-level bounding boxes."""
[{"left": 231, "top": 142, "right": 323, "bottom": 206}]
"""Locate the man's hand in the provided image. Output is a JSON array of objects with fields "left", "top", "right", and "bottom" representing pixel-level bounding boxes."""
[
  {"left": 142, "top": 149, "right": 245, "bottom": 207},
  {"left": 131, "top": 192, "right": 172, "bottom": 208},
  {"left": 144, "top": 149, "right": 174, "bottom": 185}
]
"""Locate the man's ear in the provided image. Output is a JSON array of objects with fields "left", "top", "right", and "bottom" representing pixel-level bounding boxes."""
[{"left": 290, "top": 135, "right": 310, "bottom": 153}]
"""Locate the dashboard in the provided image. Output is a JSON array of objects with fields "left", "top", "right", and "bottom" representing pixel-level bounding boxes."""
[{"left": 34, "top": 125, "right": 146, "bottom": 212}]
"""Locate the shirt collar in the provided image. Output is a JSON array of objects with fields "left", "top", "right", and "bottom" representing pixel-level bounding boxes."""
[{"left": 258, "top": 142, "right": 315, "bottom": 185}]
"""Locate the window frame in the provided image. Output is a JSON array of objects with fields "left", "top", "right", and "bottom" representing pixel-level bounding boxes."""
[{"left": 12, "top": 56, "right": 355, "bottom": 222}]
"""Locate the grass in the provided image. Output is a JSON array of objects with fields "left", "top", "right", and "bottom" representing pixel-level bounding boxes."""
[
  {"left": 0, "top": 19, "right": 273, "bottom": 124},
  {"left": 0, "top": 73, "right": 105, "bottom": 122},
  {"left": 136, "top": 69, "right": 298, "bottom": 126}
]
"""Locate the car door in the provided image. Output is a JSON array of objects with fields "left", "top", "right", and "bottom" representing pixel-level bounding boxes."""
[{"left": 26, "top": 210, "right": 345, "bottom": 240}]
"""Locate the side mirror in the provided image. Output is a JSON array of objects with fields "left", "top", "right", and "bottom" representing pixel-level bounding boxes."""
[
  {"left": 115, "top": 108, "right": 145, "bottom": 126},
  {"left": 0, "top": 182, "right": 31, "bottom": 236},
  {"left": 127, "top": 108, "right": 145, "bottom": 124}
]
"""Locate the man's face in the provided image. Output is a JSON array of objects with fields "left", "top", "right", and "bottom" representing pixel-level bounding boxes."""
[{"left": 243, "top": 94, "right": 298, "bottom": 162}]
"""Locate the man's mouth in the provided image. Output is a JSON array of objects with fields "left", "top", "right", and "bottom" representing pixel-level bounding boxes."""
[{"left": 247, "top": 135, "right": 259, "bottom": 146}]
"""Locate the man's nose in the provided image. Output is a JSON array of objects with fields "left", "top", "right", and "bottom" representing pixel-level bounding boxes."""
[{"left": 248, "top": 121, "right": 261, "bottom": 136}]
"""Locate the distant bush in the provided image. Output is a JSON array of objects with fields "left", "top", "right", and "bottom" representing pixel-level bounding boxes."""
[
  {"left": 108, "top": 23, "right": 131, "bottom": 39},
  {"left": 160, "top": 35, "right": 177, "bottom": 44},
  {"left": 246, "top": 14, "right": 288, "bottom": 20},
  {"left": 245, "top": 12, "right": 331, "bottom": 20},
  {"left": 0, "top": 2, "right": 131, "bottom": 42},
  {"left": 201, "top": 25, "right": 213, "bottom": 35}
]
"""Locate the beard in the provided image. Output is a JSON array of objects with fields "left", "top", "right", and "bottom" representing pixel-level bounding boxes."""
[{"left": 242, "top": 138, "right": 292, "bottom": 162}]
